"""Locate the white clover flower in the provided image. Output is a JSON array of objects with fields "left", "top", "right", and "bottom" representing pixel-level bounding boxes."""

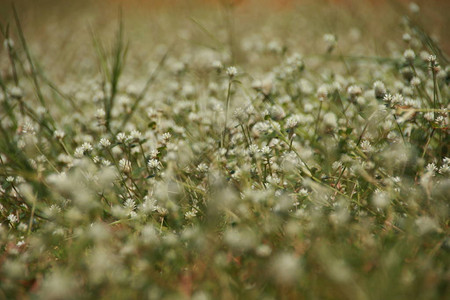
[
  {"left": 270, "top": 252, "right": 301, "bottom": 285},
  {"left": 119, "top": 158, "right": 131, "bottom": 173},
  {"left": 129, "top": 130, "right": 142, "bottom": 141},
  {"left": 285, "top": 114, "right": 301, "bottom": 129},
  {"left": 162, "top": 132, "right": 172, "bottom": 141},
  {"left": 402, "top": 33, "right": 411, "bottom": 42},
  {"left": 9, "top": 86, "right": 23, "bottom": 98},
  {"left": 347, "top": 85, "right": 362, "bottom": 98},
  {"left": 53, "top": 130, "right": 65, "bottom": 140},
  {"left": 260, "top": 146, "right": 271, "bottom": 156},
  {"left": 81, "top": 142, "right": 93, "bottom": 153},
  {"left": 391, "top": 93, "right": 404, "bottom": 105},
  {"left": 373, "top": 81, "right": 386, "bottom": 98},
  {"left": 317, "top": 84, "right": 329, "bottom": 101},
  {"left": 403, "top": 49, "right": 415, "bottom": 61},
  {"left": 410, "top": 77, "right": 421, "bottom": 86},
  {"left": 99, "top": 138, "right": 111, "bottom": 148},
  {"left": 116, "top": 132, "right": 127, "bottom": 143},
  {"left": 74, "top": 147, "right": 85, "bottom": 158},
  {"left": 196, "top": 163, "right": 209, "bottom": 173},
  {"left": 95, "top": 108, "right": 106, "bottom": 119},
  {"left": 101, "top": 159, "right": 112, "bottom": 167},
  {"left": 248, "top": 144, "right": 259, "bottom": 156},
  {"left": 323, "top": 33, "right": 336, "bottom": 49},
  {"left": 425, "top": 163, "right": 437, "bottom": 175},
  {"left": 415, "top": 216, "right": 439, "bottom": 235},
  {"left": 372, "top": 189, "right": 389, "bottom": 208},
  {"left": 298, "top": 188, "right": 309, "bottom": 197},
  {"left": 424, "top": 112, "right": 434, "bottom": 121},
  {"left": 323, "top": 112, "right": 337, "bottom": 128},
  {"left": 7, "top": 214, "right": 18, "bottom": 224},
  {"left": 255, "top": 244, "right": 272, "bottom": 257},
  {"left": 124, "top": 198, "right": 136, "bottom": 211},
  {"left": 149, "top": 148, "right": 159, "bottom": 158},
  {"left": 226, "top": 66, "right": 238, "bottom": 77},
  {"left": 360, "top": 140, "right": 373, "bottom": 153},
  {"left": 147, "top": 159, "right": 161, "bottom": 170},
  {"left": 184, "top": 208, "right": 198, "bottom": 219},
  {"left": 427, "top": 55, "right": 437, "bottom": 66}
]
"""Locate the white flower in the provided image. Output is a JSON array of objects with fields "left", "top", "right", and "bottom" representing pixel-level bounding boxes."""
[
  {"left": 373, "top": 81, "right": 386, "bottom": 98},
  {"left": 119, "top": 158, "right": 131, "bottom": 173},
  {"left": 53, "top": 130, "right": 65, "bottom": 140},
  {"left": 95, "top": 108, "right": 106, "bottom": 119},
  {"left": 226, "top": 66, "right": 238, "bottom": 77},
  {"left": 116, "top": 132, "right": 127, "bottom": 143},
  {"left": 147, "top": 159, "right": 161, "bottom": 170},
  {"left": 81, "top": 142, "right": 93, "bottom": 152},
  {"left": 129, "top": 130, "right": 142, "bottom": 141},
  {"left": 403, "top": 49, "right": 415, "bottom": 61},
  {"left": 285, "top": 115, "right": 301, "bottom": 129},
  {"left": 7, "top": 214, "right": 18, "bottom": 224},
  {"left": 162, "top": 132, "right": 172, "bottom": 141},
  {"left": 99, "top": 138, "right": 111, "bottom": 148},
  {"left": 248, "top": 144, "right": 259, "bottom": 156},
  {"left": 347, "top": 85, "right": 362, "bottom": 98},
  {"left": 323, "top": 112, "right": 337, "bottom": 128},
  {"left": 196, "top": 163, "right": 209, "bottom": 173}
]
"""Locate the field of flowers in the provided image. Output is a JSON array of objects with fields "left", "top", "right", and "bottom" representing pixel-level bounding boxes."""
[{"left": 0, "top": 0, "right": 449, "bottom": 299}]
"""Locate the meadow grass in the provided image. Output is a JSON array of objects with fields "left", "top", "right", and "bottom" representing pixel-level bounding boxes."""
[{"left": 0, "top": 1, "right": 449, "bottom": 299}]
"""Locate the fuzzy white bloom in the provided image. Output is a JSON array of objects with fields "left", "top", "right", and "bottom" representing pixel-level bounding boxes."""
[
  {"left": 372, "top": 189, "right": 389, "bottom": 208},
  {"left": 317, "top": 84, "right": 329, "bottom": 101},
  {"left": 323, "top": 33, "right": 336, "bottom": 49},
  {"left": 404, "top": 49, "right": 415, "bottom": 61},
  {"left": 270, "top": 252, "right": 301, "bottom": 285},
  {"left": 53, "top": 130, "right": 65, "bottom": 140},
  {"left": 323, "top": 112, "right": 337, "bottom": 128},
  {"left": 129, "top": 130, "right": 142, "bottom": 141},
  {"left": 415, "top": 216, "right": 439, "bottom": 235},
  {"left": 410, "top": 77, "right": 421, "bottom": 86},
  {"left": 248, "top": 144, "right": 259, "bottom": 156},
  {"left": 347, "top": 85, "right": 362, "bottom": 98},
  {"left": 74, "top": 147, "right": 85, "bottom": 158},
  {"left": 147, "top": 159, "right": 161, "bottom": 170},
  {"left": 149, "top": 148, "right": 159, "bottom": 158},
  {"left": 373, "top": 81, "right": 386, "bottom": 98},
  {"left": 116, "top": 132, "right": 127, "bottom": 143},
  {"left": 425, "top": 163, "right": 437, "bottom": 175},
  {"left": 162, "top": 132, "right": 172, "bottom": 141},
  {"left": 81, "top": 142, "right": 93, "bottom": 153},
  {"left": 95, "top": 108, "right": 106, "bottom": 119},
  {"left": 226, "top": 66, "right": 238, "bottom": 78},
  {"left": 124, "top": 198, "right": 136, "bottom": 211},
  {"left": 99, "top": 138, "right": 111, "bottom": 148},
  {"left": 255, "top": 244, "right": 272, "bottom": 257},
  {"left": 360, "top": 140, "right": 373, "bottom": 153},
  {"left": 427, "top": 55, "right": 437, "bottom": 65},
  {"left": 260, "top": 146, "right": 271, "bottom": 156},
  {"left": 424, "top": 112, "right": 434, "bottom": 122},
  {"left": 9, "top": 86, "right": 23, "bottom": 98},
  {"left": 119, "top": 158, "right": 131, "bottom": 173},
  {"left": 196, "top": 163, "right": 209, "bottom": 173},
  {"left": 7, "top": 214, "right": 18, "bottom": 224},
  {"left": 285, "top": 115, "right": 301, "bottom": 129}
]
